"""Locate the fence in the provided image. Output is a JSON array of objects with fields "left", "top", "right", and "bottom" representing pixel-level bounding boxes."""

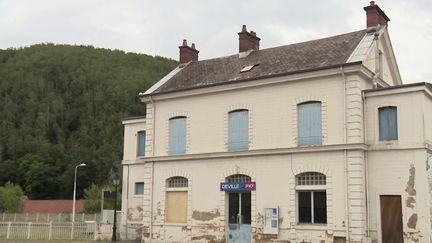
[
  {"left": 0, "top": 213, "right": 100, "bottom": 223},
  {"left": 0, "top": 221, "right": 113, "bottom": 240}
]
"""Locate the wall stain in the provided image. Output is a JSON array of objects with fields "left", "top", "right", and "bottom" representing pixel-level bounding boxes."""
[
  {"left": 407, "top": 213, "right": 418, "bottom": 229},
  {"left": 403, "top": 231, "right": 422, "bottom": 242},
  {"left": 191, "top": 235, "right": 224, "bottom": 243},
  {"left": 406, "top": 197, "right": 416, "bottom": 209},
  {"left": 405, "top": 164, "right": 416, "bottom": 196},
  {"left": 192, "top": 209, "right": 220, "bottom": 221}
]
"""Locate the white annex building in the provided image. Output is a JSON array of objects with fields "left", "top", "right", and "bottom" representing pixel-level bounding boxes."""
[{"left": 120, "top": 2, "right": 432, "bottom": 243}]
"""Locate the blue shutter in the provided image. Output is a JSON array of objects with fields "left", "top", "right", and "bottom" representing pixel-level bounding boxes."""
[
  {"left": 298, "top": 102, "right": 322, "bottom": 146},
  {"left": 379, "top": 107, "right": 398, "bottom": 140},
  {"left": 137, "top": 131, "right": 146, "bottom": 156},
  {"left": 229, "top": 110, "right": 248, "bottom": 151},
  {"left": 169, "top": 117, "right": 186, "bottom": 154}
]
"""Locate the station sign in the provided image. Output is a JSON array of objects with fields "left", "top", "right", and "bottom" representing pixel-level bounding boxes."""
[{"left": 220, "top": 181, "right": 256, "bottom": 192}]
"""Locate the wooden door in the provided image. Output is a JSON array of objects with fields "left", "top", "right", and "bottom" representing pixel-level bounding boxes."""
[{"left": 380, "top": 195, "right": 403, "bottom": 243}]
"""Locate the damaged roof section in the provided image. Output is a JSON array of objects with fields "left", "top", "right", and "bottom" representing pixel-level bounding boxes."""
[{"left": 146, "top": 29, "right": 367, "bottom": 95}]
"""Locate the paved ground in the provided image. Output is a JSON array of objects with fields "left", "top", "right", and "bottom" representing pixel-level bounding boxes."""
[{"left": 0, "top": 240, "right": 139, "bottom": 243}]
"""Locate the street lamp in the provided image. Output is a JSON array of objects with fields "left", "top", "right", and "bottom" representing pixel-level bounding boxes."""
[
  {"left": 72, "top": 163, "right": 86, "bottom": 223},
  {"left": 110, "top": 168, "right": 120, "bottom": 241}
]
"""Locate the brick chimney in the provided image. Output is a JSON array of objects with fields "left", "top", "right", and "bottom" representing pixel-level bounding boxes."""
[
  {"left": 364, "top": 1, "right": 390, "bottom": 28},
  {"left": 238, "top": 25, "right": 260, "bottom": 53},
  {"left": 179, "top": 39, "right": 199, "bottom": 64}
]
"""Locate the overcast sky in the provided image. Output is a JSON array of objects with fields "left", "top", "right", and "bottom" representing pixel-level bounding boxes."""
[{"left": 0, "top": 0, "right": 431, "bottom": 83}]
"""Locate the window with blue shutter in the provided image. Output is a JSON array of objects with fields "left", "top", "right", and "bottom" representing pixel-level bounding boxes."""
[
  {"left": 169, "top": 117, "right": 187, "bottom": 155},
  {"left": 137, "top": 131, "right": 146, "bottom": 156},
  {"left": 298, "top": 102, "right": 322, "bottom": 146},
  {"left": 228, "top": 110, "right": 249, "bottom": 151},
  {"left": 379, "top": 106, "right": 398, "bottom": 140}
]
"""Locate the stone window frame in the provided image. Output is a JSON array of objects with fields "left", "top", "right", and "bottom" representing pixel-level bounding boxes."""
[
  {"left": 165, "top": 111, "right": 191, "bottom": 155},
  {"left": 224, "top": 104, "right": 253, "bottom": 151},
  {"left": 292, "top": 96, "right": 327, "bottom": 147},
  {"left": 158, "top": 171, "right": 192, "bottom": 228},
  {"left": 288, "top": 165, "right": 333, "bottom": 229}
]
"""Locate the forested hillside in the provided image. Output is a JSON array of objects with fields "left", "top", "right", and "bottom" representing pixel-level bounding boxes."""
[{"left": 0, "top": 44, "right": 177, "bottom": 199}]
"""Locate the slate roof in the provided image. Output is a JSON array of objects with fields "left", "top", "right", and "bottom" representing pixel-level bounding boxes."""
[
  {"left": 149, "top": 29, "right": 367, "bottom": 95},
  {"left": 23, "top": 200, "right": 84, "bottom": 213}
]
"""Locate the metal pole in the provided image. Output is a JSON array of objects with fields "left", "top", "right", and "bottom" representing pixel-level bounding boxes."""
[
  {"left": 72, "top": 163, "right": 86, "bottom": 223},
  {"left": 112, "top": 184, "right": 118, "bottom": 241},
  {"left": 72, "top": 165, "right": 78, "bottom": 223}
]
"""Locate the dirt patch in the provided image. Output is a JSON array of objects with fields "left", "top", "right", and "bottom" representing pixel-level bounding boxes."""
[
  {"left": 405, "top": 164, "right": 416, "bottom": 196},
  {"left": 252, "top": 233, "right": 283, "bottom": 243},
  {"left": 192, "top": 209, "right": 221, "bottom": 221},
  {"left": 406, "top": 196, "right": 416, "bottom": 209},
  {"left": 191, "top": 235, "right": 224, "bottom": 242},
  {"left": 407, "top": 213, "right": 418, "bottom": 229}
]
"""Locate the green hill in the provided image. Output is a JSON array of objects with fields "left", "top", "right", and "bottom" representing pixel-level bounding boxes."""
[{"left": 0, "top": 44, "right": 177, "bottom": 199}]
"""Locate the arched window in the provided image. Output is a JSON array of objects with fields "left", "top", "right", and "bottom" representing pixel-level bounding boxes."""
[
  {"left": 296, "top": 172, "right": 326, "bottom": 224},
  {"left": 228, "top": 110, "right": 249, "bottom": 151},
  {"left": 169, "top": 116, "right": 187, "bottom": 155},
  {"left": 297, "top": 101, "right": 322, "bottom": 146},
  {"left": 165, "top": 176, "right": 188, "bottom": 223},
  {"left": 167, "top": 176, "right": 188, "bottom": 188},
  {"left": 226, "top": 174, "right": 251, "bottom": 183}
]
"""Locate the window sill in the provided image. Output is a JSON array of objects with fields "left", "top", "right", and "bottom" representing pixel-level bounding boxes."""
[
  {"left": 132, "top": 195, "right": 144, "bottom": 198},
  {"left": 295, "top": 223, "right": 327, "bottom": 231}
]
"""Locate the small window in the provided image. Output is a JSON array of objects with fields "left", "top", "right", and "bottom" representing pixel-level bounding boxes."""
[
  {"left": 296, "top": 172, "right": 327, "bottom": 224},
  {"left": 135, "top": 182, "right": 144, "bottom": 195},
  {"left": 379, "top": 106, "right": 398, "bottom": 140},
  {"left": 298, "top": 102, "right": 322, "bottom": 146},
  {"left": 228, "top": 110, "right": 249, "bottom": 151},
  {"left": 169, "top": 117, "right": 187, "bottom": 155},
  {"left": 166, "top": 176, "right": 188, "bottom": 223},
  {"left": 137, "top": 131, "right": 146, "bottom": 156}
]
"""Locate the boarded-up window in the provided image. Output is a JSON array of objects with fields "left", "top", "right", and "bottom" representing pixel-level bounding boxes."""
[
  {"left": 228, "top": 110, "right": 249, "bottom": 151},
  {"left": 137, "top": 131, "right": 146, "bottom": 156},
  {"left": 169, "top": 117, "right": 187, "bottom": 155},
  {"left": 379, "top": 106, "right": 398, "bottom": 140},
  {"left": 165, "top": 176, "right": 188, "bottom": 223},
  {"left": 298, "top": 102, "right": 322, "bottom": 146},
  {"left": 165, "top": 191, "right": 187, "bottom": 223}
]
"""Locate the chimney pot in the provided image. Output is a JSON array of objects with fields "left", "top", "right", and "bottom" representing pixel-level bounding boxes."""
[
  {"left": 238, "top": 25, "right": 261, "bottom": 53},
  {"left": 179, "top": 39, "right": 199, "bottom": 64},
  {"left": 364, "top": 2, "right": 390, "bottom": 28}
]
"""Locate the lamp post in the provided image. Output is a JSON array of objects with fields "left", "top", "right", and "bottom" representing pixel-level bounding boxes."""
[
  {"left": 72, "top": 163, "right": 86, "bottom": 223},
  {"left": 110, "top": 168, "right": 120, "bottom": 241}
]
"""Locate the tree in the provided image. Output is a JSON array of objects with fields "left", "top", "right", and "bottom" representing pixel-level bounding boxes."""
[
  {"left": 83, "top": 184, "right": 121, "bottom": 213},
  {"left": 0, "top": 44, "right": 177, "bottom": 199},
  {"left": 0, "top": 182, "right": 26, "bottom": 213}
]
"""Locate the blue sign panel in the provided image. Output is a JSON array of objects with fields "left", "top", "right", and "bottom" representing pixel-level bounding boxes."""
[{"left": 220, "top": 181, "right": 256, "bottom": 192}]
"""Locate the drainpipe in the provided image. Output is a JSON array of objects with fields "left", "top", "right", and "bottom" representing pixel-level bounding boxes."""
[
  {"left": 362, "top": 91, "right": 371, "bottom": 238},
  {"left": 340, "top": 66, "right": 350, "bottom": 242},
  {"left": 149, "top": 96, "right": 156, "bottom": 240}
]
